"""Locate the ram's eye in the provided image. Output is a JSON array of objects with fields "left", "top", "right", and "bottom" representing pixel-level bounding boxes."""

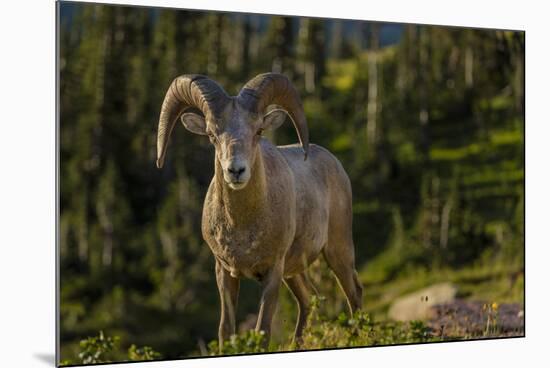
[
  {"left": 207, "top": 132, "right": 217, "bottom": 142},
  {"left": 256, "top": 129, "right": 264, "bottom": 136}
]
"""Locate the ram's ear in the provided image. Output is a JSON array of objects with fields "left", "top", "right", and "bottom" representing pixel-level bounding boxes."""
[
  {"left": 261, "top": 109, "right": 288, "bottom": 131},
  {"left": 180, "top": 112, "right": 207, "bottom": 135}
]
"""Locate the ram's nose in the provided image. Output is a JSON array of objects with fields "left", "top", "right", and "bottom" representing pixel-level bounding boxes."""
[
  {"left": 224, "top": 159, "right": 251, "bottom": 190},
  {"left": 227, "top": 164, "right": 246, "bottom": 180}
]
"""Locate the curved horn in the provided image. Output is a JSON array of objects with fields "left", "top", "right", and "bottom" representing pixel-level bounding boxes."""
[
  {"left": 237, "top": 73, "right": 309, "bottom": 159},
  {"left": 156, "top": 74, "right": 230, "bottom": 168}
]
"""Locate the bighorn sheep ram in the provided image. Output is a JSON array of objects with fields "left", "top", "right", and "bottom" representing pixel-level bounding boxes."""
[{"left": 156, "top": 73, "right": 363, "bottom": 348}]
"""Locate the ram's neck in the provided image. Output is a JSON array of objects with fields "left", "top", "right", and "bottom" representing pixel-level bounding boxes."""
[{"left": 213, "top": 146, "right": 268, "bottom": 225}]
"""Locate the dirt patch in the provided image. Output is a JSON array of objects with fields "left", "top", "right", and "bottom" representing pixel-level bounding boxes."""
[{"left": 428, "top": 300, "right": 524, "bottom": 338}]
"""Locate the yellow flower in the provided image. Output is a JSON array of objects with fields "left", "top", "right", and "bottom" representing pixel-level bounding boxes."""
[{"left": 491, "top": 302, "right": 499, "bottom": 311}]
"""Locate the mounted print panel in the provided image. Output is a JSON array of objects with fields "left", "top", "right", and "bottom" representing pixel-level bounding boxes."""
[{"left": 57, "top": 1, "right": 525, "bottom": 366}]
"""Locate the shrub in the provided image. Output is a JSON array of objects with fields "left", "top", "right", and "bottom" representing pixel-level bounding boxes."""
[
  {"left": 59, "top": 331, "right": 162, "bottom": 366},
  {"left": 208, "top": 330, "right": 268, "bottom": 355},
  {"left": 128, "top": 344, "right": 162, "bottom": 361},
  {"left": 78, "top": 331, "right": 120, "bottom": 364}
]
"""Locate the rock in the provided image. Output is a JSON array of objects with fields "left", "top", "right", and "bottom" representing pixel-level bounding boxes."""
[{"left": 388, "top": 282, "right": 457, "bottom": 321}]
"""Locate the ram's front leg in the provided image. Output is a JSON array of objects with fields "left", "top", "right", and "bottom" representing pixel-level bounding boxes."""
[
  {"left": 215, "top": 260, "right": 240, "bottom": 352},
  {"left": 255, "top": 263, "right": 284, "bottom": 348}
]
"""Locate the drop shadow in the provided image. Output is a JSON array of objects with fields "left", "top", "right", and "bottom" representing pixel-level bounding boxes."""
[{"left": 34, "top": 353, "right": 56, "bottom": 366}]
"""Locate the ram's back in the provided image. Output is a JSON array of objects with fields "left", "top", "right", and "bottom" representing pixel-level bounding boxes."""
[{"left": 279, "top": 142, "right": 350, "bottom": 188}]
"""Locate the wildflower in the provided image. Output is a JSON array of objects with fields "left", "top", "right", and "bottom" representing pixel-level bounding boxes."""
[{"left": 491, "top": 302, "right": 499, "bottom": 311}]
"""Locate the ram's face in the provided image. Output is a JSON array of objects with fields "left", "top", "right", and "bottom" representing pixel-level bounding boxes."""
[
  {"left": 181, "top": 102, "right": 287, "bottom": 190},
  {"left": 208, "top": 104, "right": 262, "bottom": 190}
]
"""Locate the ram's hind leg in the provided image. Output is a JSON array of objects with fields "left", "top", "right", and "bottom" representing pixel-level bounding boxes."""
[
  {"left": 323, "top": 214, "right": 363, "bottom": 314},
  {"left": 323, "top": 242, "right": 363, "bottom": 314},
  {"left": 284, "top": 272, "right": 315, "bottom": 344}
]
